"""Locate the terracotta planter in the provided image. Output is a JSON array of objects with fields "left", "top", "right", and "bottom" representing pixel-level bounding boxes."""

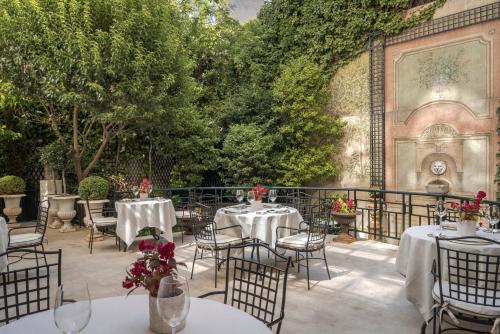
[
  {"left": 332, "top": 211, "right": 361, "bottom": 243},
  {"left": 53, "top": 195, "right": 79, "bottom": 233},
  {"left": 456, "top": 220, "right": 477, "bottom": 237},
  {"left": 149, "top": 294, "right": 186, "bottom": 333},
  {"left": 0, "top": 194, "right": 26, "bottom": 224}
]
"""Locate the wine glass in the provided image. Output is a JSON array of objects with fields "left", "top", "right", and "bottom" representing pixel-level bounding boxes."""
[
  {"left": 235, "top": 190, "right": 244, "bottom": 207},
  {"left": 157, "top": 276, "right": 190, "bottom": 334},
  {"left": 486, "top": 204, "right": 500, "bottom": 234},
  {"left": 247, "top": 191, "right": 256, "bottom": 204},
  {"left": 54, "top": 283, "right": 91, "bottom": 334},
  {"left": 132, "top": 186, "right": 139, "bottom": 199},
  {"left": 147, "top": 184, "right": 153, "bottom": 195},
  {"left": 435, "top": 200, "right": 447, "bottom": 231},
  {"left": 269, "top": 189, "right": 277, "bottom": 203}
]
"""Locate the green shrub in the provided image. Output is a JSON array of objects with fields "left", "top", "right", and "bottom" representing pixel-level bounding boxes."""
[
  {"left": 78, "top": 176, "right": 110, "bottom": 200},
  {"left": 0, "top": 175, "right": 26, "bottom": 195}
]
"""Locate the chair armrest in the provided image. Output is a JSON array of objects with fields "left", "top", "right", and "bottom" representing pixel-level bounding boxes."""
[{"left": 198, "top": 291, "right": 225, "bottom": 299}]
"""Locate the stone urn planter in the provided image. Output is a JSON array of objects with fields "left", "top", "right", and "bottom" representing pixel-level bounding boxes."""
[
  {"left": 53, "top": 195, "right": 79, "bottom": 233},
  {"left": 0, "top": 194, "right": 26, "bottom": 224},
  {"left": 332, "top": 211, "right": 361, "bottom": 243},
  {"left": 48, "top": 195, "right": 62, "bottom": 229}
]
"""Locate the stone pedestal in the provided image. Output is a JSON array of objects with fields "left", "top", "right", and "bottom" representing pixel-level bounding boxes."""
[{"left": 53, "top": 195, "right": 79, "bottom": 233}]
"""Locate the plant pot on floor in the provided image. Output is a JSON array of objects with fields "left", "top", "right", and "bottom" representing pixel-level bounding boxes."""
[
  {"left": 53, "top": 195, "right": 79, "bottom": 233},
  {"left": 332, "top": 211, "right": 361, "bottom": 243},
  {"left": 149, "top": 294, "right": 186, "bottom": 333},
  {"left": 0, "top": 194, "right": 26, "bottom": 225}
]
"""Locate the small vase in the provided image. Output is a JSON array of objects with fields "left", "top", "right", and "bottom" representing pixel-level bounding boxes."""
[
  {"left": 456, "top": 220, "right": 477, "bottom": 237},
  {"left": 140, "top": 193, "right": 149, "bottom": 200},
  {"left": 251, "top": 200, "right": 263, "bottom": 210},
  {"left": 149, "top": 294, "right": 186, "bottom": 333}
]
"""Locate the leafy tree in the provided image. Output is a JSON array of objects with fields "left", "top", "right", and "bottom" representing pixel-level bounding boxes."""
[
  {"left": 219, "top": 123, "right": 276, "bottom": 185},
  {"left": 0, "top": 0, "right": 194, "bottom": 181}
]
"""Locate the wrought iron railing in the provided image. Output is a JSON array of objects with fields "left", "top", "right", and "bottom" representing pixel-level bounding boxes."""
[{"left": 112, "top": 187, "right": 500, "bottom": 242}]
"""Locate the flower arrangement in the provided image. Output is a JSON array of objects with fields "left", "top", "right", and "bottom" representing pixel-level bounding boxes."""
[
  {"left": 450, "top": 191, "right": 486, "bottom": 221},
  {"left": 139, "top": 178, "right": 152, "bottom": 194},
  {"left": 330, "top": 193, "right": 356, "bottom": 214},
  {"left": 122, "top": 240, "right": 184, "bottom": 297},
  {"left": 252, "top": 184, "right": 268, "bottom": 201}
]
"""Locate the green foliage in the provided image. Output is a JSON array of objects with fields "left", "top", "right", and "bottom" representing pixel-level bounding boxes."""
[
  {"left": 0, "top": 175, "right": 26, "bottom": 195},
  {"left": 78, "top": 176, "right": 110, "bottom": 200},
  {"left": 39, "top": 141, "right": 72, "bottom": 172},
  {"left": 219, "top": 124, "right": 276, "bottom": 185}
]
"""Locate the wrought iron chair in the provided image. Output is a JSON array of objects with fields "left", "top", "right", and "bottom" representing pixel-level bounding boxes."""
[
  {"left": 424, "top": 236, "right": 500, "bottom": 334},
  {"left": 275, "top": 208, "right": 331, "bottom": 290},
  {"left": 0, "top": 248, "right": 62, "bottom": 325},
  {"left": 190, "top": 202, "right": 244, "bottom": 287},
  {"left": 8, "top": 201, "right": 50, "bottom": 265},
  {"left": 86, "top": 199, "right": 119, "bottom": 254},
  {"left": 199, "top": 243, "right": 292, "bottom": 334}
]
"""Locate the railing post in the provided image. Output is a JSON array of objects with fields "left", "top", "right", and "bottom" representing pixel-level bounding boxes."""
[{"left": 378, "top": 191, "right": 383, "bottom": 241}]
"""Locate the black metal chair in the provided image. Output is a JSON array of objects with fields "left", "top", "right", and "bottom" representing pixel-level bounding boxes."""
[
  {"left": 275, "top": 208, "right": 331, "bottom": 290},
  {"left": 423, "top": 236, "right": 500, "bottom": 334},
  {"left": 86, "top": 199, "right": 120, "bottom": 254},
  {"left": 199, "top": 243, "right": 292, "bottom": 334},
  {"left": 190, "top": 202, "right": 244, "bottom": 288},
  {"left": 0, "top": 248, "right": 62, "bottom": 325},
  {"left": 7, "top": 201, "right": 50, "bottom": 266}
]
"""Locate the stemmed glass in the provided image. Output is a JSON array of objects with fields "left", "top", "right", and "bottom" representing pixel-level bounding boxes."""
[
  {"left": 54, "top": 284, "right": 91, "bottom": 334},
  {"left": 147, "top": 184, "right": 153, "bottom": 196},
  {"left": 132, "top": 186, "right": 139, "bottom": 199},
  {"left": 435, "top": 200, "right": 447, "bottom": 231},
  {"left": 235, "top": 190, "right": 244, "bottom": 207},
  {"left": 486, "top": 204, "right": 500, "bottom": 234},
  {"left": 157, "top": 276, "right": 190, "bottom": 334},
  {"left": 269, "top": 189, "right": 277, "bottom": 203},
  {"left": 247, "top": 191, "right": 256, "bottom": 204}
]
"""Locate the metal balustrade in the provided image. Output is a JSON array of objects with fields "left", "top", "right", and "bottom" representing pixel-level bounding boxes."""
[{"left": 112, "top": 187, "right": 500, "bottom": 242}]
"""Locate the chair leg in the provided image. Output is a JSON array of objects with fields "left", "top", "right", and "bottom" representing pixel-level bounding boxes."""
[
  {"left": 90, "top": 227, "right": 94, "bottom": 254},
  {"left": 296, "top": 250, "right": 300, "bottom": 273},
  {"left": 323, "top": 247, "right": 331, "bottom": 280},
  {"left": 214, "top": 250, "right": 219, "bottom": 288},
  {"left": 33, "top": 245, "right": 39, "bottom": 268},
  {"left": 190, "top": 247, "right": 198, "bottom": 280},
  {"left": 41, "top": 243, "right": 48, "bottom": 266},
  {"left": 306, "top": 251, "right": 310, "bottom": 290}
]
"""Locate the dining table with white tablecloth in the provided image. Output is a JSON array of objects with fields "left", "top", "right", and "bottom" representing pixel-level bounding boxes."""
[
  {"left": 214, "top": 204, "right": 303, "bottom": 247},
  {"left": 0, "top": 217, "right": 8, "bottom": 272},
  {"left": 0, "top": 295, "right": 271, "bottom": 334},
  {"left": 115, "top": 198, "right": 177, "bottom": 247},
  {"left": 395, "top": 224, "right": 500, "bottom": 320}
]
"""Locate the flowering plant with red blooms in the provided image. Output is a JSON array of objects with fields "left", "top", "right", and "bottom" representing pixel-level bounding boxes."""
[
  {"left": 252, "top": 184, "right": 268, "bottom": 201},
  {"left": 450, "top": 191, "right": 486, "bottom": 221},
  {"left": 328, "top": 193, "right": 356, "bottom": 213},
  {"left": 139, "top": 178, "right": 152, "bottom": 193},
  {"left": 122, "top": 240, "right": 185, "bottom": 297}
]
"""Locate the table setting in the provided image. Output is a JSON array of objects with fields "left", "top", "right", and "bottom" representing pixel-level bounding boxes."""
[
  {"left": 396, "top": 191, "right": 500, "bottom": 320},
  {"left": 215, "top": 186, "right": 302, "bottom": 247}
]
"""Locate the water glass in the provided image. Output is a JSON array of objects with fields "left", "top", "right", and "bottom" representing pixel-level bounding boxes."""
[
  {"left": 157, "top": 276, "right": 190, "bottom": 334},
  {"left": 54, "top": 284, "right": 91, "bottom": 334},
  {"left": 435, "top": 200, "right": 447, "bottom": 230},
  {"left": 235, "top": 190, "right": 244, "bottom": 206},
  {"left": 132, "top": 186, "right": 139, "bottom": 198},
  {"left": 247, "top": 191, "right": 256, "bottom": 204},
  {"left": 486, "top": 204, "right": 500, "bottom": 233},
  {"left": 269, "top": 189, "right": 277, "bottom": 203}
]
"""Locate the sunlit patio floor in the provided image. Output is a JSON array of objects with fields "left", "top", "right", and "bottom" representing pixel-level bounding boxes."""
[{"left": 37, "top": 227, "right": 421, "bottom": 333}]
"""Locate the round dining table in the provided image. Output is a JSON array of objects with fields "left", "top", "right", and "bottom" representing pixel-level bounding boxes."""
[
  {"left": 215, "top": 204, "right": 303, "bottom": 247},
  {"left": 115, "top": 199, "right": 177, "bottom": 247},
  {"left": 0, "top": 295, "right": 271, "bottom": 334},
  {"left": 395, "top": 224, "right": 500, "bottom": 320}
]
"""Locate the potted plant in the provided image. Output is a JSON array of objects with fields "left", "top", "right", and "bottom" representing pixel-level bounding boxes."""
[
  {"left": 122, "top": 240, "right": 186, "bottom": 333},
  {"left": 249, "top": 184, "right": 267, "bottom": 209},
  {"left": 0, "top": 175, "right": 26, "bottom": 224},
  {"left": 450, "top": 191, "right": 486, "bottom": 237},
  {"left": 78, "top": 176, "right": 110, "bottom": 228},
  {"left": 139, "top": 178, "right": 153, "bottom": 199},
  {"left": 330, "top": 193, "right": 361, "bottom": 243}
]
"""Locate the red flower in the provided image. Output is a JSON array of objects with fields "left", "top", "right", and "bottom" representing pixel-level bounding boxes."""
[
  {"left": 450, "top": 202, "right": 458, "bottom": 210},
  {"left": 158, "top": 242, "right": 175, "bottom": 259},
  {"left": 122, "top": 277, "right": 134, "bottom": 289},
  {"left": 130, "top": 261, "right": 146, "bottom": 276},
  {"left": 346, "top": 199, "right": 354, "bottom": 208},
  {"left": 138, "top": 240, "right": 154, "bottom": 252},
  {"left": 477, "top": 191, "right": 486, "bottom": 200},
  {"left": 252, "top": 184, "right": 268, "bottom": 201}
]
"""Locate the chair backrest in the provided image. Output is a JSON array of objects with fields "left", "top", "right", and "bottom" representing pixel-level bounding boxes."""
[
  {"left": 306, "top": 210, "right": 330, "bottom": 247},
  {"left": 222, "top": 243, "right": 291, "bottom": 333},
  {"left": 191, "top": 203, "right": 216, "bottom": 242},
  {"left": 0, "top": 248, "right": 62, "bottom": 325},
  {"left": 435, "top": 236, "right": 500, "bottom": 308},
  {"left": 35, "top": 200, "right": 50, "bottom": 236}
]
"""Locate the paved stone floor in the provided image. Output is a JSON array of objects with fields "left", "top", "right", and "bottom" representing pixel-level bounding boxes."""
[{"left": 29, "top": 226, "right": 423, "bottom": 334}]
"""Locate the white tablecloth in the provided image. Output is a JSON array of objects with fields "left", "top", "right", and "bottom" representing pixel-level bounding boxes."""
[
  {"left": 116, "top": 199, "right": 177, "bottom": 246},
  {"left": 395, "top": 225, "right": 500, "bottom": 320},
  {"left": 0, "top": 217, "right": 8, "bottom": 272},
  {"left": 0, "top": 295, "right": 271, "bottom": 334},
  {"left": 215, "top": 205, "right": 303, "bottom": 247}
]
